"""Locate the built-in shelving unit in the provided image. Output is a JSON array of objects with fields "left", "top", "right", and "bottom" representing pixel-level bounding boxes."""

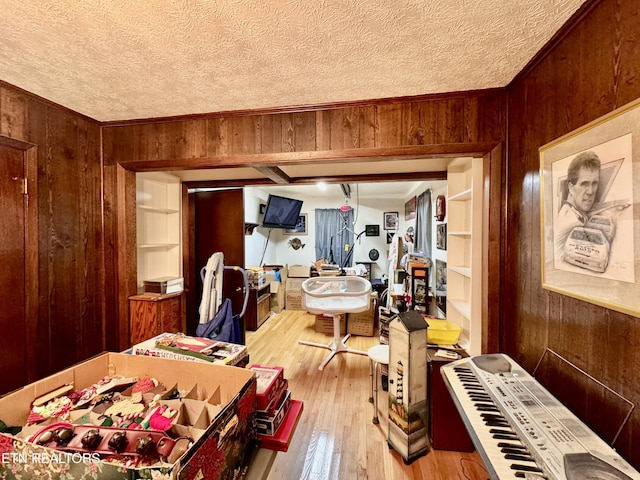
[
  {"left": 446, "top": 158, "right": 483, "bottom": 355},
  {"left": 136, "top": 172, "right": 182, "bottom": 289}
]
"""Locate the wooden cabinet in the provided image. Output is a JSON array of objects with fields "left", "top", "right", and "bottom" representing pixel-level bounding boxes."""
[
  {"left": 136, "top": 172, "right": 182, "bottom": 290},
  {"left": 427, "top": 348, "right": 474, "bottom": 451},
  {"left": 129, "top": 292, "right": 185, "bottom": 345},
  {"left": 245, "top": 283, "right": 271, "bottom": 331},
  {"left": 446, "top": 157, "right": 483, "bottom": 355}
]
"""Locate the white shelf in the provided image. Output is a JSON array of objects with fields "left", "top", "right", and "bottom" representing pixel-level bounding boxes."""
[
  {"left": 448, "top": 265, "right": 471, "bottom": 278},
  {"left": 136, "top": 172, "right": 182, "bottom": 288},
  {"left": 446, "top": 157, "right": 483, "bottom": 356},
  {"left": 447, "top": 298, "right": 471, "bottom": 320},
  {"left": 137, "top": 205, "right": 180, "bottom": 214},
  {"left": 138, "top": 243, "right": 180, "bottom": 249},
  {"left": 447, "top": 187, "right": 472, "bottom": 202}
]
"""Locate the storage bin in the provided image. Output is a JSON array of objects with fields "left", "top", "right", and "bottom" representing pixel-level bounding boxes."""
[{"left": 426, "top": 319, "right": 461, "bottom": 345}]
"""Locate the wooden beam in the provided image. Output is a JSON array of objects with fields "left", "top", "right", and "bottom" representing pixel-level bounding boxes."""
[
  {"left": 252, "top": 166, "right": 291, "bottom": 184},
  {"left": 184, "top": 171, "right": 447, "bottom": 190}
]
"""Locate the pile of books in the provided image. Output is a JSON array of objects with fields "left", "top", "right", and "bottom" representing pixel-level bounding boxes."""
[{"left": 248, "top": 364, "right": 303, "bottom": 452}]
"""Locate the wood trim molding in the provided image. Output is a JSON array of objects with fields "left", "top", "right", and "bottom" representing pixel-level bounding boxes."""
[{"left": 119, "top": 143, "right": 498, "bottom": 172}]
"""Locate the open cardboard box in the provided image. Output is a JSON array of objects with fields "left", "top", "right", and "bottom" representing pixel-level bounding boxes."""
[{"left": 0, "top": 352, "right": 257, "bottom": 480}]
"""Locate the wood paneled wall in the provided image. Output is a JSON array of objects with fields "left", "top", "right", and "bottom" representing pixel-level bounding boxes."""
[
  {"left": 505, "top": 0, "right": 640, "bottom": 467},
  {"left": 0, "top": 83, "right": 105, "bottom": 380},
  {"left": 101, "top": 91, "right": 507, "bottom": 355},
  {"left": 3, "top": 0, "right": 640, "bottom": 471},
  {"left": 102, "top": 92, "right": 505, "bottom": 165}
]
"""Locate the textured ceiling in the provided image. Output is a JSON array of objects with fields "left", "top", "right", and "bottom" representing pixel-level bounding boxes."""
[{"left": 1, "top": 0, "right": 586, "bottom": 122}]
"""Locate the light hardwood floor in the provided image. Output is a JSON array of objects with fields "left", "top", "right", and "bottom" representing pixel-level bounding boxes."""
[{"left": 245, "top": 309, "right": 489, "bottom": 480}]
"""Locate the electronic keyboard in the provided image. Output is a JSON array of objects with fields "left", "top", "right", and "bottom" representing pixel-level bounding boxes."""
[{"left": 440, "top": 353, "right": 639, "bottom": 480}]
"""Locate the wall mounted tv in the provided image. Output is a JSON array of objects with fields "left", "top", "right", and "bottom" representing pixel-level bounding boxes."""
[{"left": 262, "top": 194, "right": 303, "bottom": 229}]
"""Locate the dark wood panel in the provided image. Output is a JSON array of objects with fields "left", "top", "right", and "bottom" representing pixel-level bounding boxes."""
[
  {"left": 191, "top": 189, "right": 246, "bottom": 340},
  {"left": 102, "top": 90, "right": 506, "bottom": 166},
  {"left": 0, "top": 83, "right": 106, "bottom": 383},
  {"left": 505, "top": 0, "right": 640, "bottom": 468},
  {"left": 0, "top": 144, "right": 27, "bottom": 393}
]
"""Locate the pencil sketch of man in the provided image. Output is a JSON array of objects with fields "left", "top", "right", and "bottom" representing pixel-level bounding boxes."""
[{"left": 554, "top": 151, "right": 601, "bottom": 262}]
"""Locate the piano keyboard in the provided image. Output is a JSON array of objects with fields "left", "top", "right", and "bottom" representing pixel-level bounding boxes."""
[{"left": 441, "top": 353, "right": 640, "bottom": 480}]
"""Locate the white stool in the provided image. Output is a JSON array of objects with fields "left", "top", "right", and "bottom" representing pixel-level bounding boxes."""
[{"left": 368, "top": 344, "right": 389, "bottom": 424}]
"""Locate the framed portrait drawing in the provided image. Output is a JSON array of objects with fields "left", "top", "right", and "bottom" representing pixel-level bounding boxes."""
[
  {"left": 404, "top": 196, "right": 417, "bottom": 220},
  {"left": 436, "top": 224, "right": 447, "bottom": 250},
  {"left": 540, "top": 98, "right": 639, "bottom": 316},
  {"left": 283, "top": 214, "right": 307, "bottom": 235},
  {"left": 384, "top": 211, "right": 399, "bottom": 230}
]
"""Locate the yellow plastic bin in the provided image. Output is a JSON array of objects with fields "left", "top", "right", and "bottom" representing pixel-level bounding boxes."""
[{"left": 426, "top": 319, "right": 461, "bottom": 345}]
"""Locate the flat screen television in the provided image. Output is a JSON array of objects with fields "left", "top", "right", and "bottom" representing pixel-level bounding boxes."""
[{"left": 262, "top": 194, "right": 303, "bottom": 229}]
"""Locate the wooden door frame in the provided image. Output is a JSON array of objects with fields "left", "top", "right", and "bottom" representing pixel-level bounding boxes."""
[
  {"left": 0, "top": 136, "right": 38, "bottom": 381},
  {"left": 114, "top": 143, "right": 504, "bottom": 353}
]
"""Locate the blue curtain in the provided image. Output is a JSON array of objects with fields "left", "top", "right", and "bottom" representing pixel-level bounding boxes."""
[
  {"left": 315, "top": 209, "right": 355, "bottom": 267},
  {"left": 414, "top": 189, "right": 432, "bottom": 257}
]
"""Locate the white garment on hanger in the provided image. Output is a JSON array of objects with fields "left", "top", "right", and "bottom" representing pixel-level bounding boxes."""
[{"left": 199, "top": 252, "right": 224, "bottom": 324}]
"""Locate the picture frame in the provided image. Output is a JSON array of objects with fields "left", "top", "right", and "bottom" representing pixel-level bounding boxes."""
[
  {"left": 540, "top": 98, "right": 639, "bottom": 316},
  {"left": 384, "top": 211, "right": 399, "bottom": 230},
  {"left": 365, "top": 224, "right": 380, "bottom": 237},
  {"left": 436, "top": 223, "right": 447, "bottom": 250},
  {"left": 283, "top": 214, "right": 307, "bottom": 235},
  {"left": 404, "top": 196, "right": 417, "bottom": 220},
  {"left": 435, "top": 259, "right": 447, "bottom": 314},
  {"left": 411, "top": 266, "right": 429, "bottom": 309}
]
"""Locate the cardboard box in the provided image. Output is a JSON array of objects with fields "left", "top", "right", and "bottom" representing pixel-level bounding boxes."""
[
  {"left": 270, "top": 283, "right": 286, "bottom": 313},
  {"left": 285, "top": 277, "right": 306, "bottom": 311},
  {"left": 131, "top": 332, "right": 249, "bottom": 367},
  {"left": 0, "top": 353, "right": 256, "bottom": 480},
  {"left": 258, "top": 399, "right": 304, "bottom": 452},
  {"left": 248, "top": 364, "right": 285, "bottom": 412},
  {"left": 315, "top": 313, "right": 346, "bottom": 335},
  {"left": 288, "top": 264, "right": 311, "bottom": 278},
  {"left": 347, "top": 316, "right": 375, "bottom": 336},
  {"left": 347, "top": 295, "right": 378, "bottom": 336},
  {"left": 256, "top": 390, "right": 291, "bottom": 436}
]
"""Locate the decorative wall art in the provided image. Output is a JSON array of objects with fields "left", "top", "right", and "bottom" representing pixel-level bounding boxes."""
[
  {"left": 540, "top": 98, "right": 639, "bottom": 316},
  {"left": 436, "top": 224, "right": 447, "bottom": 250},
  {"left": 435, "top": 259, "right": 447, "bottom": 314},
  {"left": 404, "top": 196, "right": 417, "bottom": 220},
  {"left": 365, "top": 224, "right": 380, "bottom": 236},
  {"left": 384, "top": 212, "right": 399, "bottom": 230},
  {"left": 283, "top": 214, "right": 307, "bottom": 235}
]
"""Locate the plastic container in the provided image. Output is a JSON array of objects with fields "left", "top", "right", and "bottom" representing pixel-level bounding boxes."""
[
  {"left": 426, "top": 319, "right": 461, "bottom": 345},
  {"left": 301, "top": 276, "right": 372, "bottom": 314}
]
